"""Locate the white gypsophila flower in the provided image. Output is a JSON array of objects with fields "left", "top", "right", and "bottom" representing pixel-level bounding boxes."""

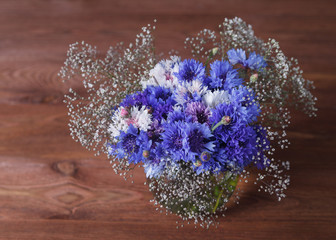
[
  {"left": 128, "top": 105, "right": 152, "bottom": 131},
  {"left": 141, "top": 56, "right": 180, "bottom": 90},
  {"left": 203, "top": 89, "right": 230, "bottom": 108},
  {"left": 108, "top": 107, "right": 129, "bottom": 138}
]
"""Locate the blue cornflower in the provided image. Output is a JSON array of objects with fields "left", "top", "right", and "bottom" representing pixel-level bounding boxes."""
[
  {"left": 228, "top": 126, "right": 258, "bottom": 169},
  {"left": 143, "top": 144, "right": 167, "bottom": 178},
  {"left": 175, "top": 59, "right": 205, "bottom": 82},
  {"left": 207, "top": 60, "right": 242, "bottom": 90},
  {"left": 227, "top": 48, "right": 267, "bottom": 71},
  {"left": 210, "top": 125, "right": 255, "bottom": 171},
  {"left": 134, "top": 86, "right": 175, "bottom": 122},
  {"left": 182, "top": 122, "right": 215, "bottom": 163},
  {"left": 229, "top": 85, "right": 260, "bottom": 124},
  {"left": 209, "top": 103, "right": 247, "bottom": 141},
  {"left": 152, "top": 103, "right": 174, "bottom": 122},
  {"left": 227, "top": 48, "right": 246, "bottom": 65},
  {"left": 145, "top": 86, "right": 173, "bottom": 104},
  {"left": 161, "top": 121, "right": 187, "bottom": 161},
  {"left": 144, "top": 86, "right": 176, "bottom": 122},
  {"left": 245, "top": 52, "right": 267, "bottom": 70},
  {"left": 109, "top": 125, "right": 151, "bottom": 164}
]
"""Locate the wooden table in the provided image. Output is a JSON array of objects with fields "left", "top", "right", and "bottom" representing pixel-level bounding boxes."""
[{"left": 0, "top": 0, "right": 335, "bottom": 239}]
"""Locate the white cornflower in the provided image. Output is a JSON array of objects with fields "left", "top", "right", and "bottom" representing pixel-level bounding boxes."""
[
  {"left": 108, "top": 107, "right": 129, "bottom": 137},
  {"left": 128, "top": 105, "right": 152, "bottom": 131},
  {"left": 186, "top": 79, "right": 208, "bottom": 96},
  {"left": 108, "top": 105, "right": 152, "bottom": 138},
  {"left": 141, "top": 56, "right": 180, "bottom": 90},
  {"left": 203, "top": 90, "right": 230, "bottom": 108}
]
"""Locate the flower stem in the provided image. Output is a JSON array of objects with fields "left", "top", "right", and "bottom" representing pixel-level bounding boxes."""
[
  {"left": 212, "top": 187, "right": 224, "bottom": 213},
  {"left": 211, "top": 121, "right": 223, "bottom": 132}
]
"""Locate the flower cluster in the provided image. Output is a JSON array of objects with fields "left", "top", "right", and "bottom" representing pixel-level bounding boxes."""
[
  {"left": 108, "top": 49, "right": 270, "bottom": 178},
  {"left": 60, "top": 18, "right": 316, "bottom": 228}
]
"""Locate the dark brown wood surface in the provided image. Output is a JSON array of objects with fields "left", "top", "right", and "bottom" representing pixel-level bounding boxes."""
[{"left": 0, "top": 0, "right": 335, "bottom": 239}]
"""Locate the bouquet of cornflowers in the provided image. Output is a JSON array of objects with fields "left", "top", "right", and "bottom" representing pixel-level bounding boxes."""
[{"left": 59, "top": 18, "right": 316, "bottom": 228}]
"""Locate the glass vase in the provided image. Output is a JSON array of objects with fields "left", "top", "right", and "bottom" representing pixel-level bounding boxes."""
[{"left": 148, "top": 169, "right": 239, "bottom": 217}]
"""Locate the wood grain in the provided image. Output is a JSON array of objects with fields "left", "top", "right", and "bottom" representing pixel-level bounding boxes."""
[{"left": 0, "top": 0, "right": 335, "bottom": 239}]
